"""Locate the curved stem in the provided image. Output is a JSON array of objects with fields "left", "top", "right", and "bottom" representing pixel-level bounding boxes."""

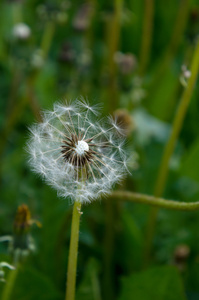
[
  {"left": 110, "top": 191, "right": 199, "bottom": 211},
  {"left": 144, "top": 38, "right": 199, "bottom": 264},
  {"left": 154, "top": 39, "right": 199, "bottom": 197},
  {"left": 2, "top": 266, "right": 19, "bottom": 300},
  {"left": 65, "top": 200, "right": 82, "bottom": 300}
]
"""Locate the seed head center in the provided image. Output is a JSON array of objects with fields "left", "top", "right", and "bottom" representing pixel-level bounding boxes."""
[{"left": 75, "top": 140, "right": 89, "bottom": 155}]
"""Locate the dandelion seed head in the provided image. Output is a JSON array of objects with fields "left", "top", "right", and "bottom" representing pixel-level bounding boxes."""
[{"left": 27, "top": 99, "right": 132, "bottom": 204}]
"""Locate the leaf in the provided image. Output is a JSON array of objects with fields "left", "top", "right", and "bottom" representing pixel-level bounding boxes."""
[{"left": 119, "top": 266, "right": 187, "bottom": 300}]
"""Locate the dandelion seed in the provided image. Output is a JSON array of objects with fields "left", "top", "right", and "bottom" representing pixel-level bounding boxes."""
[{"left": 27, "top": 99, "right": 130, "bottom": 204}]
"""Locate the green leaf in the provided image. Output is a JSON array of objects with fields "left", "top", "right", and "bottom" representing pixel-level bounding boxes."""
[{"left": 119, "top": 266, "right": 187, "bottom": 300}]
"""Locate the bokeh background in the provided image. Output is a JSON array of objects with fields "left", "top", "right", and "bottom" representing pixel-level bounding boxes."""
[{"left": 0, "top": 0, "right": 199, "bottom": 299}]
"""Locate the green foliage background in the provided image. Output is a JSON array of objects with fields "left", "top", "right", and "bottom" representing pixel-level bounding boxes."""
[{"left": 0, "top": 0, "right": 199, "bottom": 299}]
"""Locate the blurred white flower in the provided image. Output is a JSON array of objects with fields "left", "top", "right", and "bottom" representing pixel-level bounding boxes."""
[
  {"left": 13, "top": 23, "right": 31, "bottom": 40},
  {"left": 27, "top": 100, "right": 129, "bottom": 204}
]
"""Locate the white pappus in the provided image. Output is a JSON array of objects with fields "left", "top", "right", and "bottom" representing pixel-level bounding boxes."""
[{"left": 27, "top": 99, "right": 130, "bottom": 204}]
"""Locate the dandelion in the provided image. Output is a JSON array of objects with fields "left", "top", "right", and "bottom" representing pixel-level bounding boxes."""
[
  {"left": 27, "top": 99, "right": 128, "bottom": 204},
  {"left": 0, "top": 204, "right": 40, "bottom": 266},
  {"left": 0, "top": 205, "right": 40, "bottom": 300},
  {"left": 27, "top": 99, "right": 129, "bottom": 300}
]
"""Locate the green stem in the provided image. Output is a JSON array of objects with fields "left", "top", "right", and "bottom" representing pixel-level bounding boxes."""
[
  {"left": 111, "top": 191, "right": 199, "bottom": 211},
  {"left": 107, "top": 0, "right": 123, "bottom": 112},
  {"left": 103, "top": 199, "right": 115, "bottom": 300},
  {"left": 40, "top": 21, "right": 55, "bottom": 60},
  {"left": 155, "top": 40, "right": 199, "bottom": 197},
  {"left": 2, "top": 266, "right": 19, "bottom": 300},
  {"left": 138, "top": 0, "right": 154, "bottom": 76},
  {"left": 65, "top": 200, "right": 82, "bottom": 300},
  {"left": 144, "top": 38, "right": 199, "bottom": 263}
]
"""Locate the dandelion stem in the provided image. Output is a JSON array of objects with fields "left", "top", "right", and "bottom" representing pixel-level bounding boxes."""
[
  {"left": 144, "top": 38, "right": 199, "bottom": 264},
  {"left": 110, "top": 191, "right": 199, "bottom": 211},
  {"left": 2, "top": 265, "right": 19, "bottom": 300},
  {"left": 65, "top": 200, "right": 82, "bottom": 300},
  {"left": 103, "top": 198, "right": 115, "bottom": 300}
]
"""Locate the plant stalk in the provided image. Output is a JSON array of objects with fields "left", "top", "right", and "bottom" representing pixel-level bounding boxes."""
[
  {"left": 110, "top": 191, "right": 199, "bottom": 211},
  {"left": 144, "top": 38, "right": 199, "bottom": 263},
  {"left": 103, "top": 198, "right": 115, "bottom": 300},
  {"left": 65, "top": 200, "right": 82, "bottom": 300},
  {"left": 2, "top": 266, "right": 19, "bottom": 300}
]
